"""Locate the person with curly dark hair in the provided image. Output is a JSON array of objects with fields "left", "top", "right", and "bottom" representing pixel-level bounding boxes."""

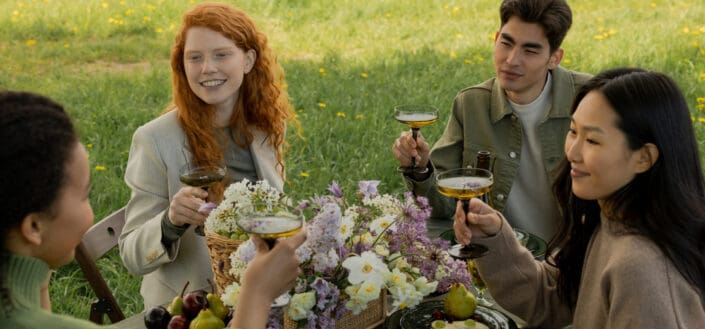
[
  {"left": 0, "top": 90, "right": 305, "bottom": 329},
  {"left": 454, "top": 68, "right": 705, "bottom": 327}
]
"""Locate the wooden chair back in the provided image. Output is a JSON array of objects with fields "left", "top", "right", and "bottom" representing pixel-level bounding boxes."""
[{"left": 74, "top": 207, "right": 127, "bottom": 324}]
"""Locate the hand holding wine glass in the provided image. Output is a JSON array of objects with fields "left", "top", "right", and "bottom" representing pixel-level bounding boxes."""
[
  {"left": 394, "top": 104, "right": 438, "bottom": 172},
  {"left": 436, "top": 168, "right": 493, "bottom": 259},
  {"left": 452, "top": 198, "right": 502, "bottom": 245},
  {"left": 178, "top": 163, "right": 226, "bottom": 235}
]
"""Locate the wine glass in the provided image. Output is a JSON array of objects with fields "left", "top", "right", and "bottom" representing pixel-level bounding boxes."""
[
  {"left": 236, "top": 211, "right": 304, "bottom": 307},
  {"left": 394, "top": 104, "right": 439, "bottom": 171},
  {"left": 179, "top": 163, "right": 226, "bottom": 236},
  {"left": 435, "top": 168, "right": 493, "bottom": 259}
]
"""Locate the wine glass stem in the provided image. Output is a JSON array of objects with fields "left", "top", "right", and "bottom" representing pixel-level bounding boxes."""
[
  {"left": 411, "top": 128, "right": 420, "bottom": 170},
  {"left": 264, "top": 238, "right": 277, "bottom": 250},
  {"left": 461, "top": 199, "right": 470, "bottom": 213}
]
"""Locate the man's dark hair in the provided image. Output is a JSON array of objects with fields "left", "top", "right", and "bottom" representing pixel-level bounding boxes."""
[{"left": 500, "top": 0, "right": 573, "bottom": 52}]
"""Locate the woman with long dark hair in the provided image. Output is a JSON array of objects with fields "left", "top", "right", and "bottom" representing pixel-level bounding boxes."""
[
  {"left": 453, "top": 68, "right": 705, "bottom": 327},
  {"left": 118, "top": 2, "right": 296, "bottom": 308}
]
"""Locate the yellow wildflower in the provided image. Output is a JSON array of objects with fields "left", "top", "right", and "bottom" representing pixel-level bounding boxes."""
[
  {"left": 143, "top": 16, "right": 150, "bottom": 22},
  {"left": 464, "top": 59, "right": 473, "bottom": 64},
  {"left": 697, "top": 97, "right": 705, "bottom": 103},
  {"left": 319, "top": 102, "right": 326, "bottom": 108},
  {"left": 450, "top": 51, "right": 457, "bottom": 59},
  {"left": 101, "top": 2, "right": 108, "bottom": 9},
  {"left": 456, "top": 33, "right": 463, "bottom": 39},
  {"left": 361, "top": 72, "right": 368, "bottom": 79},
  {"left": 64, "top": 43, "right": 70, "bottom": 48},
  {"left": 355, "top": 114, "right": 364, "bottom": 120},
  {"left": 650, "top": 3, "right": 656, "bottom": 8},
  {"left": 95, "top": 165, "right": 107, "bottom": 171},
  {"left": 594, "top": 35, "right": 604, "bottom": 40},
  {"left": 699, "top": 117, "right": 705, "bottom": 123},
  {"left": 86, "top": 143, "right": 93, "bottom": 149},
  {"left": 300, "top": 172, "right": 310, "bottom": 177},
  {"left": 336, "top": 112, "right": 346, "bottom": 118},
  {"left": 701, "top": 73, "right": 705, "bottom": 81},
  {"left": 683, "top": 27, "right": 690, "bottom": 34},
  {"left": 564, "top": 58, "right": 572, "bottom": 65},
  {"left": 26, "top": 39, "right": 37, "bottom": 47},
  {"left": 698, "top": 104, "right": 704, "bottom": 111},
  {"left": 319, "top": 68, "right": 327, "bottom": 76},
  {"left": 156, "top": 27, "right": 164, "bottom": 33}
]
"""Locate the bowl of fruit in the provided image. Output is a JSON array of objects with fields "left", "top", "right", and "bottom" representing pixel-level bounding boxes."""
[{"left": 144, "top": 280, "right": 231, "bottom": 329}]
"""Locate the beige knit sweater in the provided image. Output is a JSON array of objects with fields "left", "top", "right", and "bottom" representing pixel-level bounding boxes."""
[{"left": 474, "top": 214, "right": 705, "bottom": 328}]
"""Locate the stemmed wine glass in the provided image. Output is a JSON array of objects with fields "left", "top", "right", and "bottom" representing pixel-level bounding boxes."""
[
  {"left": 394, "top": 104, "right": 439, "bottom": 171},
  {"left": 179, "top": 163, "right": 226, "bottom": 236},
  {"left": 435, "top": 168, "right": 494, "bottom": 259},
  {"left": 436, "top": 168, "right": 494, "bottom": 305},
  {"left": 236, "top": 210, "right": 304, "bottom": 307}
]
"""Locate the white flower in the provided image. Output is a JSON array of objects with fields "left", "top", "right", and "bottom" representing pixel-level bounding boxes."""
[
  {"left": 288, "top": 292, "right": 316, "bottom": 321},
  {"left": 220, "top": 282, "right": 241, "bottom": 307},
  {"left": 342, "top": 251, "right": 389, "bottom": 285},
  {"left": 413, "top": 276, "right": 439, "bottom": 296},
  {"left": 370, "top": 214, "right": 396, "bottom": 234}
]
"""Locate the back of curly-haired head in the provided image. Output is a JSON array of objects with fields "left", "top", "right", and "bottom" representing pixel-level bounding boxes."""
[
  {"left": 169, "top": 3, "right": 294, "bottom": 200},
  {"left": 0, "top": 90, "right": 77, "bottom": 245}
]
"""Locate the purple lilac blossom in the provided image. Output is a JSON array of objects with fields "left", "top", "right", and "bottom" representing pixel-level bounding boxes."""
[
  {"left": 357, "top": 180, "right": 380, "bottom": 198},
  {"left": 327, "top": 181, "right": 344, "bottom": 198}
]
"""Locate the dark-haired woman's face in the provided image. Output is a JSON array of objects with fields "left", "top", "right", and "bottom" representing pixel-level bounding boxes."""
[
  {"left": 34, "top": 142, "right": 94, "bottom": 268},
  {"left": 565, "top": 91, "right": 648, "bottom": 205}
]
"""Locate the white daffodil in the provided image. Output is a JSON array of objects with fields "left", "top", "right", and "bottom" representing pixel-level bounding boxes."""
[
  {"left": 220, "top": 282, "right": 241, "bottom": 307},
  {"left": 288, "top": 292, "right": 316, "bottom": 321},
  {"left": 342, "top": 251, "right": 389, "bottom": 285},
  {"left": 370, "top": 214, "right": 396, "bottom": 234}
]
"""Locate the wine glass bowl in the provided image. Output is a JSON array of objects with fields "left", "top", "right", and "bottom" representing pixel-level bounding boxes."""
[
  {"left": 394, "top": 104, "right": 439, "bottom": 171},
  {"left": 236, "top": 210, "right": 304, "bottom": 307},
  {"left": 436, "top": 168, "right": 493, "bottom": 259},
  {"left": 236, "top": 212, "right": 304, "bottom": 249},
  {"left": 179, "top": 163, "right": 226, "bottom": 235},
  {"left": 178, "top": 164, "right": 226, "bottom": 188}
]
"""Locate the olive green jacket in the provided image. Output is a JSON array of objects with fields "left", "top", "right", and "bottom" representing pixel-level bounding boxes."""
[{"left": 405, "top": 66, "right": 592, "bottom": 237}]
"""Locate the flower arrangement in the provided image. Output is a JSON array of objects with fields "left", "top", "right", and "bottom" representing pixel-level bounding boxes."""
[
  {"left": 205, "top": 178, "right": 293, "bottom": 241},
  {"left": 215, "top": 180, "right": 472, "bottom": 329}
]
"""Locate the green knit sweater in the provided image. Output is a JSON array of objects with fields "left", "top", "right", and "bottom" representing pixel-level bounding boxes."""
[{"left": 0, "top": 253, "right": 113, "bottom": 329}]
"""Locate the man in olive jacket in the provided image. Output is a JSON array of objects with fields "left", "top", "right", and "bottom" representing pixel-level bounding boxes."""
[{"left": 392, "top": 0, "right": 591, "bottom": 241}]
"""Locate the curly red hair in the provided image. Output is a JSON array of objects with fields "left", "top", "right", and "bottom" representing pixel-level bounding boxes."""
[{"left": 169, "top": 2, "right": 294, "bottom": 200}]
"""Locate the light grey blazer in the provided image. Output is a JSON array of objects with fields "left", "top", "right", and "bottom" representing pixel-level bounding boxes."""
[{"left": 118, "top": 110, "right": 284, "bottom": 308}]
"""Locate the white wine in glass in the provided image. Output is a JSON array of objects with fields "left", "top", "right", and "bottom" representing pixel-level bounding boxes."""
[
  {"left": 179, "top": 164, "right": 226, "bottom": 235},
  {"left": 436, "top": 168, "right": 493, "bottom": 259},
  {"left": 394, "top": 104, "right": 439, "bottom": 171},
  {"left": 237, "top": 212, "right": 304, "bottom": 307}
]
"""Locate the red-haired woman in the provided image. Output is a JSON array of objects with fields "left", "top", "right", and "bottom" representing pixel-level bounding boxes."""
[{"left": 119, "top": 2, "right": 295, "bottom": 308}]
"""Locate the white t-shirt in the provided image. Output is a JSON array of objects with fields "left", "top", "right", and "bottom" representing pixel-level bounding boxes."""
[{"left": 503, "top": 73, "right": 561, "bottom": 241}]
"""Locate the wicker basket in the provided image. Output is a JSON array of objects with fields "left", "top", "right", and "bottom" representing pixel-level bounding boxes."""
[
  {"left": 205, "top": 231, "right": 243, "bottom": 294},
  {"left": 283, "top": 292, "right": 387, "bottom": 329}
]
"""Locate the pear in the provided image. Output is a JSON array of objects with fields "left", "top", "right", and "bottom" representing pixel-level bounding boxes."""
[
  {"left": 443, "top": 283, "right": 477, "bottom": 320},
  {"left": 168, "top": 281, "right": 190, "bottom": 316},
  {"left": 206, "top": 278, "right": 229, "bottom": 320},
  {"left": 188, "top": 308, "right": 225, "bottom": 329}
]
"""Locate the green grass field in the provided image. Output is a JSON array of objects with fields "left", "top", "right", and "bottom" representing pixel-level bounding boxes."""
[{"left": 2, "top": 0, "right": 705, "bottom": 320}]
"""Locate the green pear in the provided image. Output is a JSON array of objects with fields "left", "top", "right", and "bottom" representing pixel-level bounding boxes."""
[
  {"left": 443, "top": 283, "right": 477, "bottom": 320},
  {"left": 206, "top": 279, "right": 229, "bottom": 320},
  {"left": 168, "top": 281, "right": 190, "bottom": 316},
  {"left": 188, "top": 308, "right": 225, "bottom": 329}
]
